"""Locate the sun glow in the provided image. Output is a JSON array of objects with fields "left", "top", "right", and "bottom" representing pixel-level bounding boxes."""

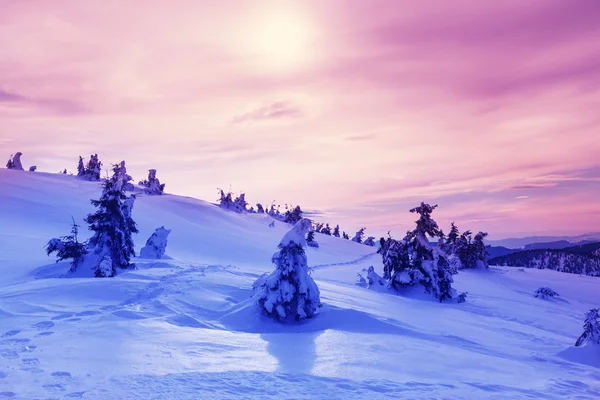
[{"left": 247, "top": 11, "right": 314, "bottom": 71}]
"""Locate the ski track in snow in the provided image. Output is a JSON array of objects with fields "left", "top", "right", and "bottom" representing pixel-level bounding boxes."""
[{"left": 1, "top": 170, "right": 600, "bottom": 399}]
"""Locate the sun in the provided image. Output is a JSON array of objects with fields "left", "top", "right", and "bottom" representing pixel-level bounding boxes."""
[{"left": 247, "top": 11, "right": 314, "bottom": 71}]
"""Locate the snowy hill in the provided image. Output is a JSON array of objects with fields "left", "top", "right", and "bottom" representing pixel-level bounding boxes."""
[{"left": 1, "top": 169, "right": 600, "bottom": 399}]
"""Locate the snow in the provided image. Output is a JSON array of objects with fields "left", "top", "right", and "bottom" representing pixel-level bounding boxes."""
[{"left": 1, "top": 169, "right": 600, "bottom": 399}]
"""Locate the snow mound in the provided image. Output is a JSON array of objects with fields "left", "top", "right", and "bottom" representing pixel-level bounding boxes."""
[{"left": 558, "top": 343, "right": 600, "bottom": 369}]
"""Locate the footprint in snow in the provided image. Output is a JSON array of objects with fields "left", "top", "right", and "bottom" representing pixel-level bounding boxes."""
[
  {"left": 52, "top": 371, "right": 72, "bottom": 379},
  {"left": 65, "top": 392, "right": 85, "bottom": 398},
  {"left": 51, "top": 313, "right": 75, "bottom": 321},
  {"left": 35, "top": 331, "right": 54, "bottom": 337},
  {"left": 76, "top": 311, "right": 101, "bottom": 317},
  {"left": 0, "top": 350, "right": 19, "bottom": 360},
  {"left": 65, "top": 318, "right": 82, "bottom": 322},
  {"left": 32, "top": 321, "right": 55, "bottom": 330},
  {"left": 1, "top": 330, "right": 20, "bottom": 338}
]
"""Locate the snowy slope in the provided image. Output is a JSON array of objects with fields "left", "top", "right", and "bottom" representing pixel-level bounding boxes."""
[{"left": 1, "top": 169, "right": 600, "bottom": 400}]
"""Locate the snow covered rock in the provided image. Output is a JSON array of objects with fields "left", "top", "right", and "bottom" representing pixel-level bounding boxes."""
[
  {"left": 253, "top": 218, "right": 321, "bottom": 320},
  {"left": 140, "top": 226, "right": 171, "bottom": 259},
  {"left": 534, "top": 287, "right": 559, "bottom": 299}
]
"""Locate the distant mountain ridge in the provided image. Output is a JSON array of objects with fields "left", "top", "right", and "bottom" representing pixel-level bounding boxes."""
[{"left": 486, "top": 233, "right": 600, "bottom": 249}]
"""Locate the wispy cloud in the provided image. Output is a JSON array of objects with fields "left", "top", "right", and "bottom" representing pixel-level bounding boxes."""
[{"left": 231, "top": 101, "right": 303, "bottom": 124}]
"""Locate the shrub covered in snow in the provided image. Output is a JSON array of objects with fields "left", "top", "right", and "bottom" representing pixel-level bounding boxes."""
[
  {"left": 253, "top": 218, "right": 321, "bottom": 320},
  {"left": 46, "top": 219, "right": 88, "bottom": 272},
  {"left": 575, "top": 309, "right": 600, "bottom": 347},
  {"left": 6, "top": 152, "right": 24, "bottom": 170},
  {"left": 364, "top": 236, "right": 376, "bottom": 246},
  {"left": 140, "top": 226, "right": 171, "bottom": 259},
  {"left": 358, "top": 266, "right": 386, "bottom": 289},
  {"left": 85, "top": 162, "right": 138, "bottom": 277},
  {"left": 378, "top": 203, "right": 458, "bottom": 302},
  {"left": 534, "top": 287, "right": 559, "bottom": 299},
  {"left": 139, "top": 169, "right": 166, "bottom": 195},
  {"left": 283, "top": 205, "right": 303, "bottom": 225}
]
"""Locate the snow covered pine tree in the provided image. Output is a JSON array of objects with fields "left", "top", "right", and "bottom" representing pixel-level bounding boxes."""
[
  {"left": 352, "top": 228, "right": 366, "bottom": 243},
  {"left": 5, "top": 152, "right": 24, "bottom": 170},
  {"left": 140, "top": 226, "right": 171, "bottom": 259},
  {"left": 283, "top": 205, "right": 303, "bottom": 224},
  {"left": 575, "top": 309, "right": 600, "bottom": 347},
  {"left": 253, "top": 218, "right": 322, "bottom": 320},
  {"left": 85, "top": 162, "right": 139, "bottom": 277},
  {"left": 379, "top": 203, "right": 458, "bottom": 302},
  {"left": 332, "top": 225, "right": 340, "bottom": 237},
  {"left": 306, "top": 230, "right": 319, "bottom": 248}
]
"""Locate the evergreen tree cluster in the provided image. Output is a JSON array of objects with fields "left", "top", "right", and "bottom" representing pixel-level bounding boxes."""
[
  {"left": 77, "top": 154, "right": 103, "bottom": 181},
  {"left": 377, "top": 203, "right": 460, "bottom": 302},
  {"left": 445, "top": 224, "right": 489, "bottom": 269},
  {"left": 489, "top": 249, "right": 600, "bottom": 276},
  {"left": 139, "top": 169, "right": 166, "bottom": 195}
]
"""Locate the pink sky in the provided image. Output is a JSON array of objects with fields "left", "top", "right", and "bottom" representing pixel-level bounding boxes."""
[{"left": 1, "top": 0, "right": 599, "bottom": 239}]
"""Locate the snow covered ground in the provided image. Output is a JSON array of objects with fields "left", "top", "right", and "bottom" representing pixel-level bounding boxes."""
[{"left": 1, "top": 169, "right": 599, "bottom": 399}]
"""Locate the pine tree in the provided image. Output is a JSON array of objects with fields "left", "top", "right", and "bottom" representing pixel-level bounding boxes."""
[
  {"left": 342, "top": 231, "right": 350, "bottom": 240},
  {"left": 472, "top": 232, "right": 489, "bottom": 268},
  {"left": 6, "top": 156, "right": 13, "bottom": 169},
  {"left": 575, "top": 309, "right": 600, "bottom": 347},
  {"left": 85, "top": 162, "right": 138, "bottom": 277},
  {"left": 352, "top": 228, "right": 366, "bottom": 243},
  {"left": 77, "top": 156, "right": 85, "bottom": 177},
  {"left": 253, "top": 219, "right": 321, "bottom": 320},
  {"left": 445, "top": 222, "right": 460, "bottom": 251},
  {"left": 333, "top": 225, "right": 340, "bottom": 237},
  {"left": 256, "top": 203, "right": 265, "bottom": 214},
  {"left": 46, "top": 218, "right": 88, "bottom": 272},
  {"left": 321, "top": 223, "right": 332, "bottom": 235}
]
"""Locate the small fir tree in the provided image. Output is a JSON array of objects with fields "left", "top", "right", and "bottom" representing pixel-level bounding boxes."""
[
  {"left": 342, "top": 231, "right": 350, "bottom": 240},
  {"left": 85, "top": 162, "right": 139, "bottom": 277},
  {"left": 332, "top": 225, "right": 340, "bottom": 237},
  {"left": 321, "top": 223, "right": 332, "bottom": 236},
  {"left": 77, "top": 156, "right": 85, "bottom": 177},
  {"left": 352, "top": 228, "right": 366, "bottom": 244},
  {"left": 46, "top": 218, "right": 88, "bottom": 272},
  {"left": 253, "top": 219, "right": 321, "bottom": 320}
]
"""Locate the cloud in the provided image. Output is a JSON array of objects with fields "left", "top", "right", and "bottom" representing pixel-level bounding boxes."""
[
  {"left": 0, "top": 88, "right": 86, "bottom": 115},
  {"left": 231, "top": 101, "right": 302, "bottom": 124}
]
